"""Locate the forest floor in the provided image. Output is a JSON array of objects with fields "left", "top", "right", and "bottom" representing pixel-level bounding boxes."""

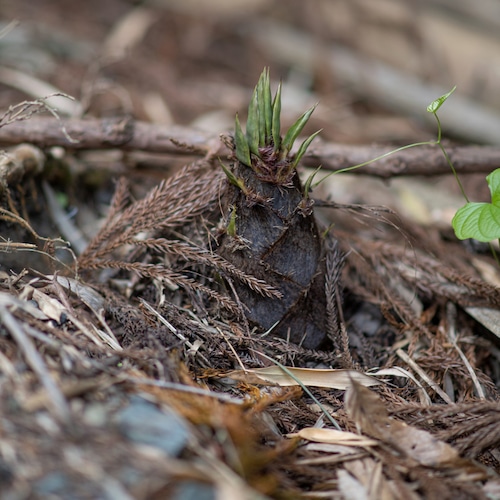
[{"left": 1, "top": 1, "right": 500, "bottom": 499}]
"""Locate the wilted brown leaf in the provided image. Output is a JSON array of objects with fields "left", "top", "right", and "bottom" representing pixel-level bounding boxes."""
[
  {"left": 345, "top": 380, "right": 488, "bottom": 473},
  {"left": 224, "top": 367, "right": 381, "bottom": 389},
  {"left": 291, "top": 427, "right": 378, "bottom": 448}
]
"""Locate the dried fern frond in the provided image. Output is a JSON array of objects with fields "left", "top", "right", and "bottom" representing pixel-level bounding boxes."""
[
  {"left": 83, "top": 259, "right": 239, "bottom": 315},
  {"left": 133, "top": 238, "right": 281, "bottom": 299},
  {"left": 79, "top": 161, "right": 224, "bottom": 265},
  {"left": 77, "top": 159, "right": 281, "bottom": 314}
]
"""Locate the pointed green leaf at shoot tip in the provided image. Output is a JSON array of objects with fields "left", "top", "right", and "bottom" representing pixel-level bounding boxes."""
[
  {"left": 263, "top": 68, "right": 272, "bottom": 141},
  {"left": 292, "top": 129, "right": 322, "bottom": 168},
  {"left": 246, "top": 88, "right": 260, "bottom": 156},
  {"left": 427, "top": 86, "right": 456, "bottom": 114},
  {"left": 234, "top": 113, "right": 251, "bottom": 166},
  {"left": 254, "top": 68, "right": 272, "bottom": 148},
  {"left": 282, "top": 104, "right": 317, "bottom": 157},
  {"left": 272, "top": 81, "right": 282, "bottom": 151},
  {"left": 257, "top": 72, "right": 267, "bottom": 148}
]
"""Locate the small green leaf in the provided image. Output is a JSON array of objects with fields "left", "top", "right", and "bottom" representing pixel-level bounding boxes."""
[
  {"left": 452, "top": 167, "right": 500, "bottom": 242},
  {"left": 264, "top": 69, "right": 272, "bottom": 141},
  {"left": 452, "top": 202, "right": 500, "bottom": 242},
  {"left": 227, "top": 205, "right": 237, "bottom": 237},
  {"left": 292, "top": 129, "right": 321, "bottom": 168},
  {"left": 257, "top": 72, "right": 267, "bottom": 148},
  {"left": 281, "top": 104, "right": 317, "bottom": 157},
  {"left": 234, "top": 114, "right": 251, "bottom": 166},
  {"left": 272, "top": 81, "right": 282, "bottom": 152},
  {"left": 427, "top": 86, "right": 456, "bottom": 114},
  {"left": 220, "top": 161, "right": 246, "bottom": 192},
  {"left": 303, "top": 165, "right": 322, "bottom": 199},
  {"left": 246, "top": 88, "right": 260, "bottom": 156},
  {"left": 487, "top": 168, "right": 500, "bottom": 205}
]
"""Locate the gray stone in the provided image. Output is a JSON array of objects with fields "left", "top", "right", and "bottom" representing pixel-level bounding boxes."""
[
  {"left": 115, "top": 397, "right": 188, "bottom": 457},
  {"left": 171, "top": 481, "right": 215, "bottom": 500}
]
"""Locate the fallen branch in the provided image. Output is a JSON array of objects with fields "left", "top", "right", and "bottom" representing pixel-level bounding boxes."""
[
  {"left": 0, "top": 116, "right": 499, "bottom": 178},
  {"left": 0, "top": 116, "right": 216, "bottom": 156},
  {"left": 302, "top": 140, "right": 500, "bottom": 179}
]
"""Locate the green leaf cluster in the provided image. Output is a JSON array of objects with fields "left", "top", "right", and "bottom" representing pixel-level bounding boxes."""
[
  {"left": 452, "top": 168, "right": 500, "bottom": 242},
  {"left": 234, "top": 68, "right": 319, "bottom": 169}
]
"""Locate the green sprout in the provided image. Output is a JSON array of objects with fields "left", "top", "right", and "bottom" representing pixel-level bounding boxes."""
[{"left": 230, "top": 68, "right": 320, "bottom": 180}]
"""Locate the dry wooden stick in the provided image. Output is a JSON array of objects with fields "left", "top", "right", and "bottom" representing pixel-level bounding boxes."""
[
  {"left": 302, "top": 140, "right": 500, "bottom": 179},
  {"left": 0, "top": 116, "right": 215, "bottom": 155},
  {"left": 1, "top": 116, "right": 499, "bottom": 178}
]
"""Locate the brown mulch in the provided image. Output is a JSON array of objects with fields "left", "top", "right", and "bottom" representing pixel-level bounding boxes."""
[{"left": 1, "top": 1, "right": 500, "bottom": 499}]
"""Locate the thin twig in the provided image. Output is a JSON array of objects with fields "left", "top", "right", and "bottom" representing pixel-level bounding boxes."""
[
  {"left": 396, "top": 348, "right": 453, "bottom": 404},
  {"left": 139, "top": 298, "right": 210, "bottom": 366},
  {"left": 124, "top": 376, "right": 244, "bottom": 405},
  {"left": 1, "top": 116, "right": 500, "bottom": 177},
  {"left": 446, "top": 303, "right": 486, "bottom": 400},
  {"left": 0, "top": 305, "right": 70, "bottom": 422}
]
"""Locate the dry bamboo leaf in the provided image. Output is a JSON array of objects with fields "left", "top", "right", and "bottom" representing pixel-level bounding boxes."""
[
  {"left": 465, "top": 306, "right": 500, "bottom": 341},
  {"left": 303, "top": 442, "right": 367, "bottom": 455},
  {"left": 471, "top": 257, "right": 500, "bottom": 287},
  {"left": 0, "top": 66, "right": 81, "bottom": 116},
  {"left": 369, "top": 366, "right": 432, "bottom": 405},
  {"left": 31, "top": 288, "right": 66, "bottom": 323},
  {"left": 23, "top": 375, "right": 111, "bottom": 412},
  {"left": 387, "top": 422, "right": 460, "bottom": 467},
  {"left": 290, "top": 428, "right": 378, "bottom": 447},
  {"left": 224, "top": 367, "right": 381, "bottom": 389},
  {"left": 337, "top": 469, "right": 370, "bottom": 500},
  {"left": 345, "top": 380, "right": 467, "bottom": 468},
  {"left": 52, "top": 275, "right": 106, "bottom": 311},
  {"left": 343, "top": 459, "right": 396, "bottom": 500},
  {"left": 395, "top": 349, "right": 449, "bottom": 404},
  {"left": 0, "top": 291, "right": 48, "bottom": 321}
]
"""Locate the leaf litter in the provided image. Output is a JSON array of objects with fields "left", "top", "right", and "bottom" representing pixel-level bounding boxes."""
[{"left": 0, "top": 7, "right": 500, "bottom": 499}]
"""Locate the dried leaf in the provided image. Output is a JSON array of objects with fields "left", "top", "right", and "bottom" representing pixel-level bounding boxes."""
[
  {"left": 31, "top": 288, "right": 65, "bottom": 323},
  {"left": 465, "top": 306, "right": 500, "bottom": 341},
  {"left": 0, "top": 291, "right": 48, "bottom": 321},
  {"left": 337, "top": 468, "right": 370, "bottom": 500},
  {"left": 52, "top": 275, "right": 106, "bottom": 311},
  {"left": 342, "top": 459, "right": 402, "bottom": 500},
  {"left": 346, "top": 380, "right": 461, "bottom": 467},
  {"left": 225, "top": 367, "right": 380, "bottom": 389},
  {"left": 291, "top": 428, "right": 378, "bottom": 447}
]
